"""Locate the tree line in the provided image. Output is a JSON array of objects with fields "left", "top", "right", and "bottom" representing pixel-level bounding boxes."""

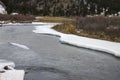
[{"left": 1, "top": 0, "right": 120, "bottom": 16}]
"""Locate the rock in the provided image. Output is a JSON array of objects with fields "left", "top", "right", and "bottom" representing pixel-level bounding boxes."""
[{"left": 0, "top": 1, "right": 7, "bottom": 14}]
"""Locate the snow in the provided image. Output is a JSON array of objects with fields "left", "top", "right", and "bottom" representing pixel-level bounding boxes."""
[
  {"left": 0, "top": 4, "right": 7, "bottom": 14},
  {"left": 0, "top": 59, "right": 15, "bottom": 70},
  {"left": 11, "top": 12, "right": 19, "bottom": 15},
  {"left": 33, "top": 22, "right": 120, "bottom": 57},
  {"left": 0, "top": 59, "right": 25, "bottom": 80},
  {"left": 32, "top": 22, "right": 60, "bottom": 25},
  {"left": 0, "top": 70, "right": 25, "bottom": 80},
  {"left": 2, "top": 23, "right": 23, "bottom": 25},
  {"left": 10, "top": 42, "right": 30, "bottom": 50},
  {"left": 33, "top": 24, "right": 63, "bottom": 36},
  {"left": 60, "top": 35, "right": 120, "bottom": 57}
]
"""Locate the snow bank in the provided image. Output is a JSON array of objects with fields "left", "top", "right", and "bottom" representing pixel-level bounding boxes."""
[
  {"left": 32, "top": 22, "right": 60, "bottom": 25},
  {"left": 33, "top": 24, "right": 63, "bottom": 36},
  {"left": 7, "top": 23, "right": 22, "bottom": 25},
  {"left": 0, "top": 70, "right": 25, "bottom": 80},
  {"left": 60, "top": 35, "right": 120, "bottom": 57},
  {"left": 0, "top": 60, "right": 25, "bottom": 80},
  {"left": 0, "top": 60, "right": 15, "bottom": 70},
  {"left": 10, "top": 42, "right": 29, "bottom": 50},
  {"left": 3, "top": 23, "right": 23, "bottom": 25},
  {"left": 33, "top": 22, "right": 120, "bottom": 57}
]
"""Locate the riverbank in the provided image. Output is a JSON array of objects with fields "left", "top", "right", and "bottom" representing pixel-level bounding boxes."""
[
  {"left": 0, "top": 14, "right": 35, "bottom": 24},
  {"left": 33, "top": 22, "right": 120, "bottom": 57},
  {"left": 52, "top": 16, "right": 120, "bottom": 42}
]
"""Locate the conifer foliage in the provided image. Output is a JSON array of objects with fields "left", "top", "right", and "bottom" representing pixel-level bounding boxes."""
[{"left": 1, "top": 0, "right": 120, "bottom": 16}]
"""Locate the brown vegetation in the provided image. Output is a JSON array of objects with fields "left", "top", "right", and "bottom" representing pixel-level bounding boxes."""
[
  {"left": 53, "top": 16, "right": 120, "bottom": 42},
  {"left": 0, "top": 14, "right": 35, "bottom": 23},
  {"left": 53, "top": 24, "right": 76, "bottom": 34},
  {"left": 37, "top": 16, "right": 74, "bottom": 23}
]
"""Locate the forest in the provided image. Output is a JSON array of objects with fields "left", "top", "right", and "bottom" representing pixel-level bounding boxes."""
[{"left": 1, "top": 0, "right": 120, "bottom": 16}]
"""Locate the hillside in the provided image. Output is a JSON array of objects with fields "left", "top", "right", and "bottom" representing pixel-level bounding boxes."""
[{"left": 1, "top": 0, "right": 120, "bottom": 16}]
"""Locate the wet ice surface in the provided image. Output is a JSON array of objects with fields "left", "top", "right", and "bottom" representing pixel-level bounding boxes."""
[
  {"left": 23, "top": 66, "right": 70, "bottom": 80},
  {"left": 0, "top": 24, "right": 120, "bottom": 80}
]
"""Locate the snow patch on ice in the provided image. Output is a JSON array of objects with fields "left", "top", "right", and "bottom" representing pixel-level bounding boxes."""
[
  {"left": 33, "top": 22, "right": 120, "bottom": 57},
  {"left": 9, "top": 42, "right": 29, "bottom": 50}
]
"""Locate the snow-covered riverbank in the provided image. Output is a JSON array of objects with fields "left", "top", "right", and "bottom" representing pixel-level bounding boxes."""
[{"left": 33, "top": 22, "right": 120, "bottom": 57}]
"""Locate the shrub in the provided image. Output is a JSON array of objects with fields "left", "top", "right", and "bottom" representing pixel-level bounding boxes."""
[
  {"left": 0, "top": 14, "right": 35, "bottom": 22},
  {"left": 54, "top": 16, "right": 120, "bottom": 42},
  {"left": 75, "top": 16, "right": 108, "bottom": 32},
  {"left": 53, "top": 23, "right": 76, "bottom": 34}
]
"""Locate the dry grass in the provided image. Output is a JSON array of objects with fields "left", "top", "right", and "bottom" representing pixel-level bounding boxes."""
[
  {"left": 53, "top": 24, "right": 76, "bottom": 34},
  {"left": 78, "top": 31, "right": 120, "bottom": 42},
  {"left": 36, "top": 16, "right": 75, "bottom": 23}
]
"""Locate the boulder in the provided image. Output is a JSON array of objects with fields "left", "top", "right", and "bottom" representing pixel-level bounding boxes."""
[{"left": 0, "top": 1, "right": 7, "bottom": 14}]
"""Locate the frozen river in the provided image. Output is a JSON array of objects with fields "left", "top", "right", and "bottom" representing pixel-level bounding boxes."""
[{"left": 0, "top": 24, "right": 120, "bottom": 80}]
